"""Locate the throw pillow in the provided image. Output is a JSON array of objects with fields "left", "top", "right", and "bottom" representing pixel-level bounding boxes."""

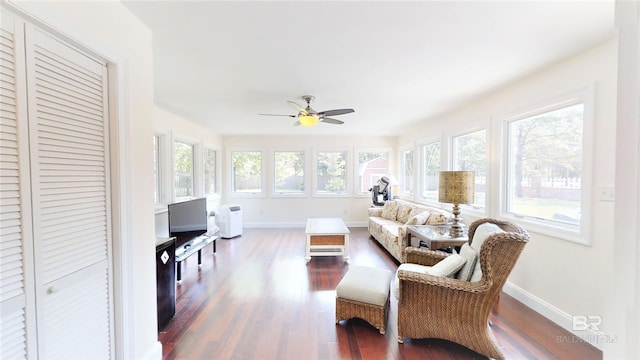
[
  {"left": 405, "top": 211, "right": 430, "bottom": 225},
  {"left": 469, "top": 222, "right": 504, "bottom": 282},
  {"left": 381, "top": 201, "right": 399, "bottom": 221},
  {"left": 455, "top": 243, "right": 478, "bottom": 281},
  {"left": 396, "top": 203, "right": 414, "bottom": 223},
  {"left": 429, "top": 254, "right": 466, "bottom": 278},
  {"left": 426, "top": 209, "right": 452, "bottom": 225}
]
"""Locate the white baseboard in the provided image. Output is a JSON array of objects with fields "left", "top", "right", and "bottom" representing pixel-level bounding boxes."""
[
  {"left": 139, "top": 340, "right": 163, "bottom": 360},
  {"left": 243, "top": 221, "right": 368, "bottom": 228},
  {"left": 503, "top": 282, "right": 610, "bottom": 351}
]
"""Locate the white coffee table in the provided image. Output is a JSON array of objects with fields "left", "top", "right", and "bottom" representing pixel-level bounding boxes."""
[{"left": 305, "top": 218, "right": 350, "bottom": 263}]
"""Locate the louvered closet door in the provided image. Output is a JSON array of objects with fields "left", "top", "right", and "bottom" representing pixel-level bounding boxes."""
[
  {"left": 24, "top": 24, "right": 113, "bottom": 359},
  {"left": 0, "top": 12, "right": 33, "bottom": 360}
]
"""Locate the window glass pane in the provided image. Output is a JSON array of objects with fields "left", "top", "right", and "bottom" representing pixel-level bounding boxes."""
[
  {"left": 174, "top": 141, "right": 194, "bottom": 201},
  {"left": 507, "top": 103, "right": 583, "bottom": 224},
  {"left": 232, "top": 151, "right": 262, "bottom": 193},
  {"left": 421, "top": 142, "right": 440, "bottom": 200},
  {"left": 402, "top": 148, "right": 414, "bottom": 194},
  {"left": 453, "top": 130, "right": 486, "bottom": 207},
  {"left": 357, "top": 151, "right": 388, "bottom": 193},
  {"left": 204, "top": 148, "right": 216, "bottom": 195},
  {"left": 316, "top": 151, "right": 347, "bottom": 194},
  {"left": 153, "top": 135, "right": 160, "bottom": 204},
  {"left": 274, "top": 151, "right": 305, "bottom": 193}
]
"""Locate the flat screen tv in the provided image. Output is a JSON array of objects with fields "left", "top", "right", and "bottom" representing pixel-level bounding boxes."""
[{"left": 168, "top": 198, "right": 208, "bottom": 246}]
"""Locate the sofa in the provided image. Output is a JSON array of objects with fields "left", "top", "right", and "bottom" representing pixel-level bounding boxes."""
[{"left": 368, "top": 199, "right": 453, "bottom": 262}]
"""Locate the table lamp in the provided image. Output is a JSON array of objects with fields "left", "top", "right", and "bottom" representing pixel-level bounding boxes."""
[{"left": 438, "top": 171, "right": 475, "bottom": 238}]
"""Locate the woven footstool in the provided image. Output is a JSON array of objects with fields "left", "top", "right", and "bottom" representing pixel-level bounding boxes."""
[{"left": 335, "top": 265, "right": 392, "bottom": 334}]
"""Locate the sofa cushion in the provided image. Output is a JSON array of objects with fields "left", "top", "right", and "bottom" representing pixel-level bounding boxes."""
[
  {"left": 381, "top": 201, "right": 399, "bottom": 221},
  {"left": 470, "top": 222, "right": 504, "bottom": 282},
  {"left": 396, "top": 202, "right": 414, "bottom": 223},
  {"left": 455, "top": 243, "right": 477, "bottom": 281},
  {"left": 405, "top": 211, "right": 430, "bottom": 225}
]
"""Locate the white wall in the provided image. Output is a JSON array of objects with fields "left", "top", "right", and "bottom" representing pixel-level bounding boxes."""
[
  {"left": 397, "top": 38, "right": 618, "bottom": 348},
  {"left": 5, "top": 1, "right": 160, "bottom": 359},
  {"left": 222, "top": 135, "right": 396, "bottom": 227}
]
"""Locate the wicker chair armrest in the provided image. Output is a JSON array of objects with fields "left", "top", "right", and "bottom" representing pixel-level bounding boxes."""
[
  {"left": 405, "top": 246, "right": 450, "bottom": 266},
  {"left": 397, "top": 269, "right": 489, "bottom": 294}
]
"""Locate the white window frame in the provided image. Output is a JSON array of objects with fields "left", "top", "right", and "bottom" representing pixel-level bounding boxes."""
[
  {"left": 355, "top": 147, "right": 391, "bottom": 197},
  {"left": 227, "top": 148, "right": 266, "bottom": 197},
  {"left": 203, "top": 144, "right": 220, "bottom": 198},
  {"left": 272, "top": 148, "right": 308, "bottom": 197},
  {"left": 153, "top": 133, "right": 167, "bottom": 207},
  {"left": 173, "top": 137, "right": 199, "bottom": 202},
  {"left": 500, "top": 87, "right": 594, "bottom": 244},
  {"left": 313, "top": 147, "right": 350, "bottom": 197},
  {"left": 399, "top": 143, "right": 415, "bottom": 198},
  {"left": 418, "top": 137, "right": 442, "bottom": 204}
]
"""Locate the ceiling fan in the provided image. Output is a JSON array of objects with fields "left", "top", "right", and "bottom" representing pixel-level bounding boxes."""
[{"left": 259, "top": 95, "right": 354, "bottom": 127}]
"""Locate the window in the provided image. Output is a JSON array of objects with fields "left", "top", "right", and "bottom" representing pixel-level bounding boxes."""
[
  {"left": 401, "top": 147, "right": 414, "bottom": 194},
  {"left": 452, "top": 130, "right": 486, "bottom": 208},
  {"left": 356, "top": 149, "right": 389, "bottom": 194},
  {"left": 204, "top": 147, "right": 217, "bottom": 196},
  {"left": 315, "top": 150, "right": 347, "bottom": 195},
  {"left": 274, "top": 151, "right": 305, "bottom": 194},
  {"left": 231, "top": 150, "right": 263, "bottom": 194},
  {"left": 506, "top": 102, "right": 585, "bottom": 229},
  {"left": 421, "top": 141, "right": 440, "bottom": 200},
  {"left": 174, "top": 141, "right": 194, "bottom": 201}
]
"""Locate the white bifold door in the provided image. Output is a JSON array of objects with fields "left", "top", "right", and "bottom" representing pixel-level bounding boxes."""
[{"left": 0, "top": 12, "right": 113, "bottom": 359}]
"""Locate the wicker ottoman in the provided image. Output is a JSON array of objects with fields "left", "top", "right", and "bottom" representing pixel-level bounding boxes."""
[{"left": 335, "top": 265, "right": 392, "bottom": 334}]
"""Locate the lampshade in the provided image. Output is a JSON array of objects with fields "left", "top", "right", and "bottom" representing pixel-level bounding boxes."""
[
  {"left": 299, "top": 115, "right": 319, "bottom": 127},
  {"left": 438, "top": 171, "right": 475, "bottom": 205}
]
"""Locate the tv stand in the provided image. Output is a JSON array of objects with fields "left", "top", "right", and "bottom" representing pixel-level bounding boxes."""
[{"left": 174, "top": 233, "right": 217, "bottom": 281}]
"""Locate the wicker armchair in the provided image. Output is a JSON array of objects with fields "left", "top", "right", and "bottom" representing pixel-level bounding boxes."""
[{"left": 396, "top": 218, "right": 529, "bottom": 360}]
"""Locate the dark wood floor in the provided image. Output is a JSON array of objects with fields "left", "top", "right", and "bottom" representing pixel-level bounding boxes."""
[{"left": 159, "top": 227, "right": 601, "bottom": 360}]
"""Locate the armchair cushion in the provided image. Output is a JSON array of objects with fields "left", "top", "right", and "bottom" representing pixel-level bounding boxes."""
[
  {"left": 469, "top": 222, "right": 504, "bottom": 282},
  {"left": 431, "top": 253, "right": 466, "bottom": 277},
  {"left": 455, "top": 243, "right": 477, "bottom": 281},
  {"left": 393, "top": 254, "right": 466, "bottom": 299}
]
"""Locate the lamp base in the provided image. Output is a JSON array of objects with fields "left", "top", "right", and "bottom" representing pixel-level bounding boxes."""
[
  {"left": 449, "top": 203, "right": 464, "bottom": 238},
  {"left": 450, "top": 220, "right": 465, "bottom": 238}
]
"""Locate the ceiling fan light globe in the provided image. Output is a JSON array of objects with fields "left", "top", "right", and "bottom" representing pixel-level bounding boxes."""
[{"left": 299, "top": 115, "right": 318, "bottom": 127}]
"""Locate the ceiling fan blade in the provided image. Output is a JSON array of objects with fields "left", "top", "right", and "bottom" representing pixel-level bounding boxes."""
[
  {"left": 293, "top": 120, "right": 301, "bottom": 126},
  {"left": 320, "top": 117, "right": 344, "bottom": 125},
  {"left": 287, "top": 100, "right": 305, "bottom": 111},
  {"left": 259, "top": 113, "right": 296, "bottom": 117},
  {"left": 318, "top": 108, "right": 354, "bottom": 117}
]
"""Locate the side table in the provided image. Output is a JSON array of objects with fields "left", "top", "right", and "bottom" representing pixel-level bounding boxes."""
[{"left": 406, "top": 225, "right": 468, "bottom": 252}]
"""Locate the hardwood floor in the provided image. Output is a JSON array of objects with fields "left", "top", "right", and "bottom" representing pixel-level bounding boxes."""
[{"left": 159, "top": 227, "right": 601, "bottom": 360}]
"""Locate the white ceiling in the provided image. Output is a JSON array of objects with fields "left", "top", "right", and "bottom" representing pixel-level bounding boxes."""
[{"left": 122, "top": 1, "right": 615, "bottom": 137}]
